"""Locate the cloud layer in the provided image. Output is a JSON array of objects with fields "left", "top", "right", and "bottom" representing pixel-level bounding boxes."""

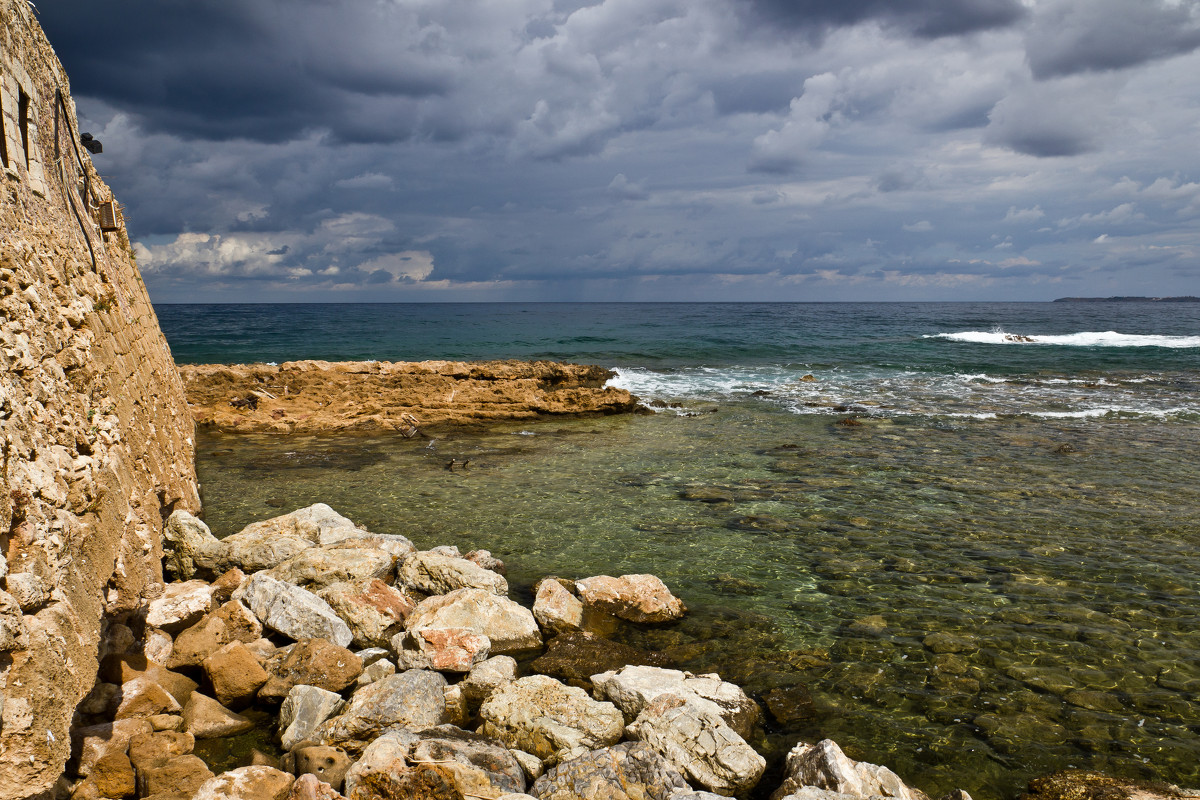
[{"left": 35, "top": 0, "right": 1200, "bottom": 300}]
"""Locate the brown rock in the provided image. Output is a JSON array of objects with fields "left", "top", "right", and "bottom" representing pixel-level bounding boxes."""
[
  {"left": 128, "top": 730, "right": 195, "bottom": 774},
  {"left": 149, "top": 714, "right": 185, "bottom": 732},
  {"left": 99, "top": 656, "right": 198, "bottom": 707},
  {"left": 211, "top": 568, "right": 248, "bottom": 603},
  {"left": 90, "top": 751, "right": 136, "bottom": 799},
  {"left": 259, "top": 639, "right": 363, "bottom": 701},
  {"left": 138, "top": 755, "right": 214, "bottom": 799},
  {"left": 73, "top": 719, "right": 154, "bottom": 777},
  {"left": 170, "top": 601, "right": 265, "bottom": 668},
  {"left": 182, "top": 693, "right": 256, "bottom": 739},
  {"left": 203, "top": 641, "right": 270, "bottom": 707},
  {"left": 113, "top": 677, "right": 182, "bottom": 720},
  {"left": 294, "top": 745, "right": 353, "bottom": 791}
]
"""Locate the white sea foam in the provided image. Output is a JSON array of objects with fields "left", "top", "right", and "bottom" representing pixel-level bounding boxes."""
[{"left": 927, "top": 330, "right": 1200, "bottom": 348}]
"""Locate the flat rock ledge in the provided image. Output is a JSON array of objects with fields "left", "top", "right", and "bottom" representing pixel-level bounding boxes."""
[
  {"left": 179, "top": 359, "right": 642, "bottom": 433},
  {"left": 63, "top": 503, "right": 1196, "bottom": 800}
]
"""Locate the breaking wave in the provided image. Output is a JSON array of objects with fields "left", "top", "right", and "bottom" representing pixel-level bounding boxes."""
[{"left": 927, "top": 329, "right": 1200, "bottom": 348}]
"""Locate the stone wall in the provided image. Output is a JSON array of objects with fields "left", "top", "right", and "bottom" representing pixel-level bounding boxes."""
[{"left": 0, "top": 2, "right": 201, "bottom": 796}]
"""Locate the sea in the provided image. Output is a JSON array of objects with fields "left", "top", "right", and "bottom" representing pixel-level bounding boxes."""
[{"left": 158, "top": 302, "right": 1200, "bottom": 799}]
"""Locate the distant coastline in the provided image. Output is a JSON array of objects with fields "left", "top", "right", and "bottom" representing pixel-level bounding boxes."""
[{"left": 1053, "top": 296, "right": 1200, "bottom": 302}]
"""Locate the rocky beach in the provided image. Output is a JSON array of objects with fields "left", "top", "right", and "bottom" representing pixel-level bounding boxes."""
[{"left": 67, "top": 501, "right": 1195, "bottom": 800}]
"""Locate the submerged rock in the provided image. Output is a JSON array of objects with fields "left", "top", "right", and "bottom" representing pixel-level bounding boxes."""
[{"left": 529, "top": 632, "right": 674, "bottom": 690}]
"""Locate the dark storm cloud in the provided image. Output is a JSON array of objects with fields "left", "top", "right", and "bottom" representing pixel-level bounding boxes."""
[
  {"left": 37, "top": 0, "right": 457, "bottom": 142},
  {"left": 742, "top": 0, "right": 1026, "bottom": 38},
  {"left": 1025, "top": 0, "right": 1200, "bottom": 79}
]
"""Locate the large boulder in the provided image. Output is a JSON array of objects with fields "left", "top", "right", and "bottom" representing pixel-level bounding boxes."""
[
  {"left": 260, "top": 639, "right": 364, "bottom": 701},
  {"left": 318, "top": 578, "right": 415, "bottom": 648},
  {"left": 343, "top": 726, "right": 526, "bottom": 800},
  {"left": 393, "top": 628, "right": 491, "bottom": 673},
  {"left": 72, "top": 719, "right": 154, "bottom": 777},
  {"left": 280, "top": 686, "right": 346, "bottom": 752},
  {"left": 399, "top": 551, "right": 509, "bottom": 596},
  {"left": 460, "top": 656, "right": 518, "bottom": 706},
  {"left": 237, "top": 573, "right": 354, "bottom": 647},
  {"left": 266, "top": 547, "right": 395, "bottom": 590},
  {"left": 531, "top": 580, "right": 585, "bottom": 635},
  {"left": 591, "top": 665, "right": 759, "bottom": 739},
  {"left": 169, "top": 600, "right": 265, "bottom": 669},
  {"left": 529, "top": 742, "right": 689, "bottom": 800},
  {"left": 575, "top": 574, "right": 684, "bottom": 624},
  {"left": 138, "top": 755, "right": 214, "bottom": 799},
  {"left": 325, "top": 532, "right": 416, "bottom": 560},
  {"left": 112, "top": 677, "right": 183, "bottom": 720},
  {"left": 626, "top": 695, "right": 765, "bottom": 795},
  {"left": 407, "top": 589, "right": 542, "bottom": 655},
  {"left": 182, "top": 693, "right": 256, "bottom": 739},
  {"left": 771, "top": 739, "right": 927, "bottom": 800},
  {"left": 479, "top": 675, "right": 624, "bottom": 765},
  {"left": 315, "top": 670, "right": 450, "bottom": 752},
  {"left": 203, "top": 642, "right": 270, "bottom": 708},
  {"left": 236, "top": 503, "right": 360, "bottom": 547},
  {"left": 194, "top": 766, "right": 295, "bottom": 800}
]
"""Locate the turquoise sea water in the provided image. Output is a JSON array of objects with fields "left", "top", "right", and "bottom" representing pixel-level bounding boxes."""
[{"left": 160, "top": 302, "right": 1200, "bottom": 799}]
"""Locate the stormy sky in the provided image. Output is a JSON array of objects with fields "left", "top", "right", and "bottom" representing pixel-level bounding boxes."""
[{"left": 34, "top": 0, "right": 1200, "bottom": 302}]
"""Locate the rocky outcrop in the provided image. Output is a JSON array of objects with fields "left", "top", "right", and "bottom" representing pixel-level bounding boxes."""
[
  {"left": 179, "top": 360, "right": 641, "bottom": 433},
  {"left": 1, "top": 4, "right": 200, "bottom": 794}
]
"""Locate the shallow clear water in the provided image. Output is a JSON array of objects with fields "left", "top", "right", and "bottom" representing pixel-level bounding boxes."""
[
  {"left": 195, "top": 408, "right": 1200, "bottom": 799},
  {"left": 173, "top": 301, "right": 1200, "bottom": 799}
]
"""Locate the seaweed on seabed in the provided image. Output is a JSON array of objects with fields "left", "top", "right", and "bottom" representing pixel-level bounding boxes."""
[{"left": 1022, "top": 770, "right": 1188, "bottom": 800}]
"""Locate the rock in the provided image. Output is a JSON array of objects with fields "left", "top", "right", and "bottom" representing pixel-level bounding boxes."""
[
  {"left": 128, "top": 731, "right": 196, "bottom": 774},
  {"left": 220, "top": 504, "right": 360, "bottom": 571},
  {"left": 530, "top": 632, "right": 674, "bottom": 691},
  {"left": 293, "top": 746, "right": 353, "bottom": 792},
  {"left": 922, "top": 632, "right": 976, "bottom": 655},
  {"left": 668, "top": 792, "right": 728, "bottom": 800},
  {"left": 763, "top": 685, "right": 817, "bottom": 727},
  {"left": 575, "top": 574, "right": 685, "bottom": 624},
  {"left": 182, "top": 692, "right": 256, "bottom": 739},
  {"left": 194, "top": 766, "right": 295, "bottom": 800},
  {"left": 211, "top": 568, "right": 248, "bottom": 603},
  {"left": 407, "top": 588, "right": 542, "bottom": 655},
  {"left": 170, "top": 600, "right": 265, "bottom": 668},
  {"left": 113, "top": 677, "right": 183, "bottom": 720},
  {"left": 443, "top": 684, "right": 470, "bottom": 728},
  {"left": 460, "top": 656, "right": 519, "bottom": 706},
  {"left": 315, "top": 670, "right": 450, "bottom": 752},
  {"left": 203, "top": 641, "right": 270, "bottom": 707},
  {"left": 326, "top": 533, "right": 416, "bottom": 562},
  {"left": 399, "top": 551, "right": 509, "bottom": 596},
  {"left": 145, "top": 629, "right": 175, "bottom": 665},
  {"left": 0, "top": 589, "right": 29, "bottom": 651},
  {"left": 771, "top": 739, "right": 925, "bottom": 800},
  {"left": 99, "top": 655, "right": 199, "bottom": 707},
  {"left": 79, "top": 681, "right": 120, "bottom": 716},
  {"left": 288, "top": 774, "right": 345, "bottom": 800},
  {"left": 510, "top": 749, "right": 543, "bottom": 782},
  {"left": 260, "top": 639, "right": 364, "bottom": 701},
  {"left": 317, "top": 579, "right": 414, "bottom": 649},
  {"left": 139, "top": 755, "right": 214, "bottom": 799},
  {"left": 532, "top": 580, "right": 584, "bottom": 635},
  {"left": 355, "top": 659, "right": 396, "bottom": 689},
  {"left": 89, "top": 750, "right": 136, "bottom": 799},
  {"left": 591, "top": 665, "right": 760, "bottom": 739},
  {"left": 465, "top": 549, "right": 507, "bottom": 576},
  {"left": 341, "top": 726, "right": 524, "bottom": 800},
  {"left": 530, "top": 741, "right": 689, "bottom": 800},
  {"left": 5, "top": 571, "right": 50, "bottom": 611},
  {"left": 150, "top": 714, "right": 184, "bottom": 732},
  {"left": 1020, "top": 771, "right": 1199, "bottom": 800},
  {"left": 393, "top": 627, "right": 491, "bottom": 673},
  {"left": 626, "top": 694, "right": 765, "bottom": 795},
  {"left": 146, "top": 580, "right": 215, "bottom": 631},
  {"left": 236, "top": 572, "right": 354, "bottom": 647},
  {"left": 356, "top": 647, "right": 391, "bottom": 667},
  {"left": 479, "top": 675, "right": 624, "bottom": 765},
  {"left": 280, "top": 686, "right": 347, "bottom": 752},
  {"left": 164, "top": 510, "right": 226, "bottom": 581},
  {"left": 267, "top": 548, "right": 395, "bottom": 590},
  {"left": 412, "top": 725, "right": 528, "bottom": 794},
  {"left": 73, "top": 719, "right": 153, "bottom": 777}
]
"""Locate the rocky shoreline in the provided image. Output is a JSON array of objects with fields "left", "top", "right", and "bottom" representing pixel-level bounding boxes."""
[
  {"left": 66, "top": 503, "right": 1198, "bottom": 800},
  {"left": 178, "top": 360, "right": 642, "bottom": 434}
]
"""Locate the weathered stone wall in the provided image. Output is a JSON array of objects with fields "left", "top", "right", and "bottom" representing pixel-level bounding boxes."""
[{"left": 0, "top": 2, "right": 201, "bottom": 796}]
